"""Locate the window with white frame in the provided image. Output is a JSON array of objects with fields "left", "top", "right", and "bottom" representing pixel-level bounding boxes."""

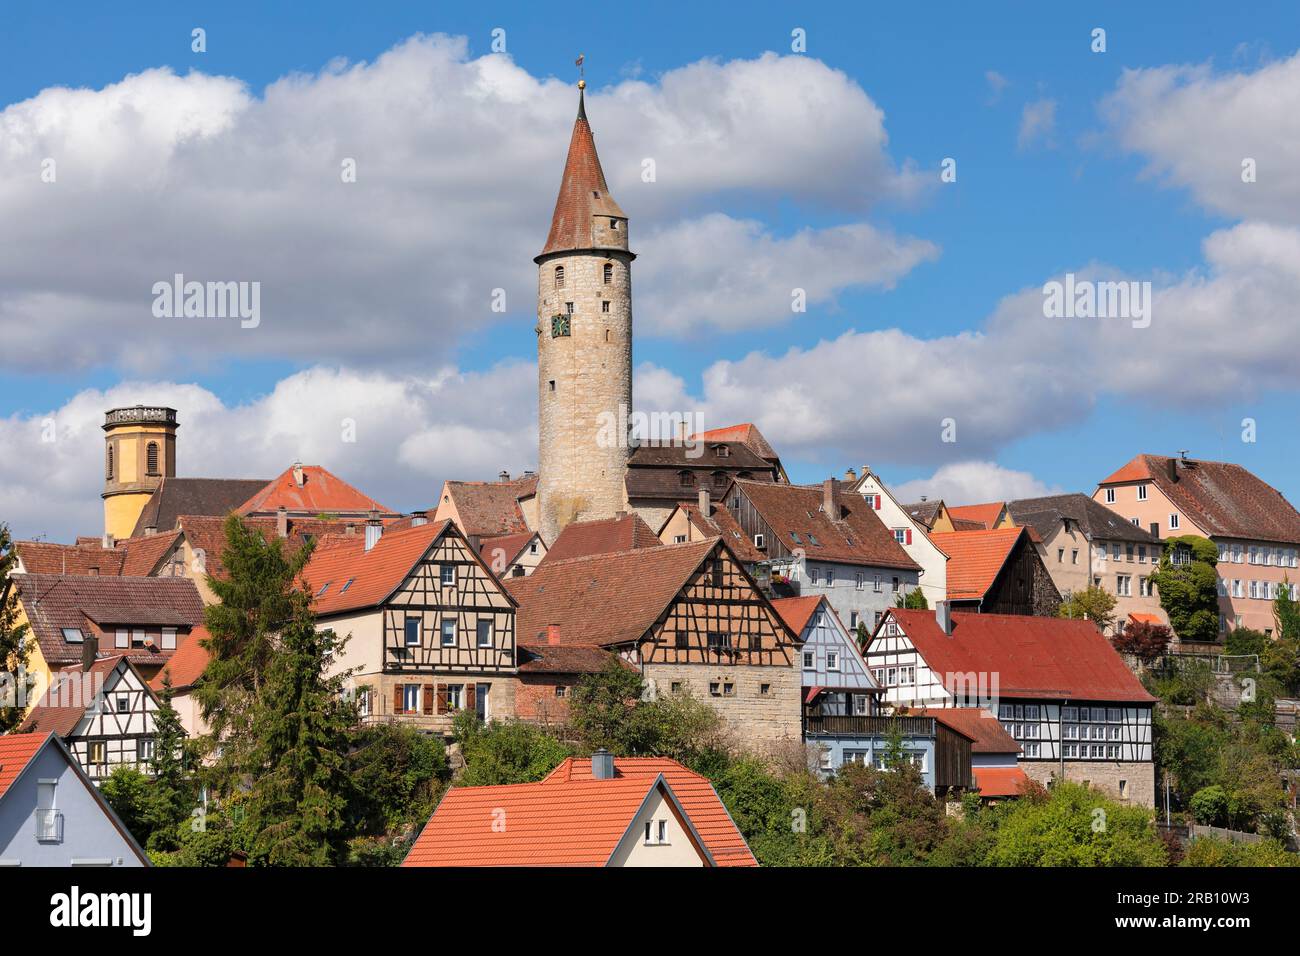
[
  {"left": 1105, "top": 488, "right": 1116, "bottom": 503},
  {"left": 855, "top": 572, "right": 864, "bottom": 590},
  {"left": 1116, "top": 574, "right": 1132, "bottom": 597},
  {"left": 441, "top": 619, "right": 456, "bottom": 646},
  {"left": 803, "top": 651, "right": 814, "bottom": 669},
  {"left": 1168, "top": 513, "right": 1180, "bottom": 530},
  {"left": 440, "top": 564, "right": 456, "bottom": 587},
  {"left": 476, "top": 619, "right": 493, "bottom": 647},
  {"left": 1137, "top": 484, "right": 1148, "bottom": 501},
  {"left": 873, "top": 574, "right": 882, "bottom": 593},
  {"left": 405, "top": 617, "right": 420, "bottom": 646}
]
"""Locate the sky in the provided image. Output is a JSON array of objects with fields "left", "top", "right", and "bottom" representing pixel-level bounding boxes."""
[{"left": 2, "top": 0, "right": 1299, "bottom": 540}]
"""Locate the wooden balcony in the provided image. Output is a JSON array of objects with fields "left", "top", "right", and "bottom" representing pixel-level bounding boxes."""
[{"left": 802, "top": 714, "right": 936, "bottom": 738}]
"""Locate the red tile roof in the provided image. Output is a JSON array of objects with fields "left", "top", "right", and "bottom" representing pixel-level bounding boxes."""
[
  {"left": 0, "top": 733, "right": 52, "bottom": 801},
  {"left": 506, "top": 539, "right": 720, "bottom": 648},
  {"left": 439, "top": 477, "right": 536, "bottom": 537},
  {"left": 150, "top": 625, "right": 212, "bottom": 693},
  {"left": 926, "top": 707, "right": 1020, "bottom": 754},
  {"left": 405, "top": 774, "right": 705, "bottom": 867},
  {"left": 1100, "top": 455, "right": 1300, "bottom": 544},
  {"left": 477, "top": 532, "right": 538, "bottom": 572},
  {"left": 972, "top": 766, "right": 1030, "bottom": 798},
  {"left": 541, "top": 756, "right": 757, "bottom": 866},
  {"left": 673, "top": 501, "right": 765, "bottom": 563},
  {"left": 946, "top": 502, "right": 1008, "bottom": 530},
  {"left": 734, "top": 479, "right": 919, "bottom": 570},
  {"left": 15, "top": 531, "right": 181, "bottom": 578},
  {"left": 771, "top": 595, "right": 824, "bottom": 636},
  {"left": 544, "top": 513, "right": 662, "bottom": 562},
  {"left": 516, "top": 642, "right": 621, "bottom": 674},
  {"left": 927, "top": 528, "right": 1026, "bottom": 601},
  {"left": 301, "top": 520, "right": 486, "bottom": 617},
  {"left": 538, "top": 91, "right": 626, "bottom": 258},
  {"left": 690, "top": 423, "right": 779, "bottom": 462},
  {"left": 885, "top": 609, "right": 1156, "bottom": 703},
  {"left": 238, "top": 465, "right": 393, "bottom": 517}
]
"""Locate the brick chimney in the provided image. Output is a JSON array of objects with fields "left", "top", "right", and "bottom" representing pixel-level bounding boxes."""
[
  {"left": 81, "top": 631, "right": 99, "bottom": 671},
  {"left": 823, "top": 478, "right": 842, "bottom": 519},
  {"left": 844, "top": 467, "right": 857, "bottom": 483},
  {"left": 276, "top": 505, "right": 288, "bottom": 539},
  {"left": 698, "top": 487, "right": 711, "bottom": 517}
]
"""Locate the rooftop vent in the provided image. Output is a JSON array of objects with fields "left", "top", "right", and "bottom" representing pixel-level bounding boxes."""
[{"left": 591, "top": 748, "right": 615, "bottom": 780}]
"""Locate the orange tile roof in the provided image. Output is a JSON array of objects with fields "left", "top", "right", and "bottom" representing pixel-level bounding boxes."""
[
  {"left": 926, "top": 707, "right": 1020, "bottom": 754},
  {"left": 0, "top": 733, "right": 53, "bottom": 800},
  {"left": 541, "top": 756, "right": 757, "bottom": 866},
  {"left": 403, "top": 774, "right": 712, "bottom": 867},
  {"left": 538, "top": 91, "right": 626, "bottom": 258},
  {"left": 927, "top": 527, "right": 1026, "bottom": 601},
  {"left": 1099, "top": 455, "right": 1154, "bottom": 485},
  {"left": 771, "top": 595, "right": 824, "bottom": 636},
  {"left": 690, "top": 423, "right": 779, "bottom": 462},
  {"left": 301, "top": 520, "right": 479, "bottom": 616},
  {"left": 544, "top": 513, "right": 662, "bottom": 562},
  {"left": 946, "top": 502, "right": 1008, "bottom": 530},
  {"left": 1128, "top": 612, "right": 1163, "bottom": 626},
  {"left": 150, "top": 625, "right": 212, "bottom": 693},
  {"left": 972, "top": 766, "right": 1030, "bottom": 798},
  {"left": 238, "top": 465, "right": 393, "bottom": 517}
]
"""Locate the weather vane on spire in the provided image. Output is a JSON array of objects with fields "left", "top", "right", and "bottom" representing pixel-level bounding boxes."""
[{"left": 575, "top": 53, "right": 585, "bottom": 89}]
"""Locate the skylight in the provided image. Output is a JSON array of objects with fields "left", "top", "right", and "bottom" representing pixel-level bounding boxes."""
[
  {"left": 340, "top": 578, "right": 354, "bottom": 593},
  {"left": 61, "top": 627, "right": 84, "bottom": 643},
  {"left": 317, "top": 582, "right": 331, "bottom": 596}
]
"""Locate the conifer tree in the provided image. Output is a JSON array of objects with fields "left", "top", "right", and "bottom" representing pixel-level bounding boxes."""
[
  {"left": 146, "top": 674, "right": 195, "bottom": 852},
  {"left": 0, "top": 523, "right": 32, "bottom": 733}
]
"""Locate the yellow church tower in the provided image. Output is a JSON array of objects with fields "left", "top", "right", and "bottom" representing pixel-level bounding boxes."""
[
  {"left": 102, "top": 405, "right": 178, "bottom": 541},
  {"left": 535, "top": 81, "right": 635, "bottom": 544}
]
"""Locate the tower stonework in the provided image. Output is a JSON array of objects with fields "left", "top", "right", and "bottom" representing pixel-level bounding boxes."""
[
  {"left": 535, "top": 86, "right": 634, "bottom": 544},
  {"left": 102, "top": 405, "right": 178, "bottom": 540}
]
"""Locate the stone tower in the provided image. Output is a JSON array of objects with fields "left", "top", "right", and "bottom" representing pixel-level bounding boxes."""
[
  {"left": 535, "top": 83, "right": 634, "bottom": 544},
  {"left": 102, "top": 405, "right": 178, "bottom": 541}
]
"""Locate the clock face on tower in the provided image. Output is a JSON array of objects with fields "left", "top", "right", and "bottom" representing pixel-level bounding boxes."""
[{"left": 551, "top": 314, "right": 571, "bottom": 337}]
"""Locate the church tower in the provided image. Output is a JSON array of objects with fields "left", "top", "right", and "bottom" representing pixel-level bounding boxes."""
[
  {"left": 535, "top": 82, "right": 634, "bottom": 544},
  {"left": 102, "top": 405, "right": 177, "bottom": 541}
]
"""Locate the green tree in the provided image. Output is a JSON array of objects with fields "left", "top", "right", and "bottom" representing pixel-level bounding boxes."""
[
  {"left": 198, "top": 513, "right": 313, "bottom": 787},
  {"left": 1188, "top": 785, "right": 1229, "bottom": 826},
  {"left": 1058, "top": 585, "right": 1118, "bottom": 632},
  {"left": 100, "top": 766, "right": 153, "bottom": 845},
  {"left": 0, "top": 523, "right": 32, "bottom": 733},
  {"left": 144, "top": 675, "right": 196, "bottom": 852},
  {"left": 346, "top": 722, "right": 449, "bottom": 835},
  {"left": 242, "top": 597, "right": 355, "bottom": 866},
  {"left": 896, "top": 588, "right": 929, "bottom": 610},
  {"left": 569, "top": 658, "right": 650, "bottom": 755},
  {"left": 1275, "top": 577, "right": 1300, "bottom": 642},
  {"left": 454, "top": 712, "right": 572, "bottom": 786},
  {"left": 1180, "top": 836, "right": 1299, "bottom": 867},
  {"left": 985, "top": 782, "right": 1166, "bottom": 866},
  {"left": 1150, "top": 536, "right": 1220, "bottom": 644}
]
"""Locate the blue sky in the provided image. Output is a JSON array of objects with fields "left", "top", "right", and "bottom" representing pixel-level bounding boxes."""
[{"left": 2, "top": 1, "right": 1299, "bottom": 539}]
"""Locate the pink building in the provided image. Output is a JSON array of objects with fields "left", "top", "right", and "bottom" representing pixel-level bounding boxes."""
[{"left": 1094, "top": 455, "right": 1300, "bottom": 640}]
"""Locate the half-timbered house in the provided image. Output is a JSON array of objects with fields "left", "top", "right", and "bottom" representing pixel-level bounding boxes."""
[
  {"left": 926, "top": 526, "right": 1061, "bottom": 616},
  {"left": 20, "top": 653, "right": 167, "bottom": 783},
  {"left": 301, "top": 519, "right": 518, "bottom": 735},
  {"left": 865, "top": 606, "right": 1156, "bottom": 805},
  {"left": 507, "top": 538, "right": 802, "bottom": 744}
]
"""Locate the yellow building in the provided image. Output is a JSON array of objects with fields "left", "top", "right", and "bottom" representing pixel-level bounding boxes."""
[{"left": 102, "top": 406, "right": 178, "bottom": 541}]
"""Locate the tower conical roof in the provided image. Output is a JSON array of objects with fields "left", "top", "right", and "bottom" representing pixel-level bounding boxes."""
[{"left": 538, "top": 88, "right": 626, "bottom": 258}]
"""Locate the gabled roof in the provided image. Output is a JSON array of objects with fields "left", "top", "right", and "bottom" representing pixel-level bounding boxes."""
[
  {"left": 1008, "top": 493, "right": 1162, "bottom": 544},
  {"left": 733, "top": 479, "right": 919, "bottom": 571},
  {"left": 131, "top": 477, "right": 270, "bottom": 537},
  {"left": 903, "top": 500, "right": 945, "bottom": 530},
  {"left": 628, "top": 440, "right": 771, "bottom": 471},
  {"left": 972, "top": 766, "right": 1030, "bottom": 797},
  {"left": 238, "top": 464, "right": 393, "bottom": 517},
  {"left": 477, "top": 531, "right": 540, "bottom": 569},
  {"left": 538, "top": 88, "right": 627, "bottom": 258},
  {"left": 883, "top": 609, "right": 1155, "bottom": 703},
  {"left": 301, "top": 520, "right": 504, "bottom": 617},
  {"left": 690, "top": 423, "right": 780, "bottom": 463},
  {"left": 669, "top": 500, "right": 766, "bottom": 563},
  {"left": 150, "top": 625, "right": 212, "bottom": 693},
  {"left": 404, "top": 772, "right": 710, "bottom": 867},
  {"left": 946, "top": 502, "right": 1008, "bottom": 530},
  {"left": 927, "top": 527, "right": 1026, "bottom": 601},
  {"left": 926, "top": 707, "right": 1021, "bottom": 754},
  {"left": 438, "top": 476, "right": 537, "bottom": 537},
  {"left": 14, "top": 530, "right": 182, "bottom": 578},
  {"left": 541, "top": 756, "right": 757, "bottom": 866},
  {"left": 544, "top": 513, "right": 662, "bottom": 563},
  {"left": 1099, "top": 454, "right": 1300, "bottom": 544},
  {"left": 506, "top": 539, "right": 722, "bottom": 648},
  {"left": 771, "top": 595, "right": 824, "bottom": 636},
  {"left": 173, "top": 513, "right": 335, "bottom": 582},
  {"left": 12, "top": 574, "right": 205, "bottom": 666},
  {"left": 516, "top": 642, "right": 621, "bottom": 675},
  {"left": 20, "top": 655, "right": 154, "bottom": 738}
]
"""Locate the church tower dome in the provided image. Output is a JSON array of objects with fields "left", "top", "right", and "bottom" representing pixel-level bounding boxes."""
[{"left": 535, "top": 83, "right": 634, "bottom": 543}]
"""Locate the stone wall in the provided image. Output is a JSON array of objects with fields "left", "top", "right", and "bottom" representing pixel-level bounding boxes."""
[
  {"left": 644, "top": 661, "right": 801, "bottom": 749},
  {"left": 1021, "top": 758, "right": 1156, "bottom": 807}
]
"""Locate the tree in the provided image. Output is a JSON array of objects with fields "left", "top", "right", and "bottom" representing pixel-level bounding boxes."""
[
  {"left": 454, "top": 713, "right": 571, "bottom": 786},
  {"left": 1275, "top": 577, "right": 1300, "bottom": 642},
  {"left": 144, "top": 675, "right": 196, "bottom": 852},
  {"left": 1058, "top": 585, "right": 1117, "bottom": 632},
  {"left": 1112, "top": 621, "right": 1173, "bottom": 663},
  {"left": 985, "top": 782, "right": 1167, "bottom": 866},
  {"left": 0, "top": 523, "right": 32, "bottom": 733},
  {"left": 198, "top": 513, "right": 314, "bottom": 788},
  {"left": 569, "top": 658, "right": 649, "bottom": 755},
  {"left": 1188, "top": 785, "right": 1229, "bottom": 826},
  {"left": 1150, "top": 536, "right": 1220, "bottom": 644},
  {"left": 896, "top": 588, "right": 928, "bottom": 610},
  {"left": 100, "top": 766, "right": 152, "bottom": 844},
  {"left": 346, "top": 723, "right": 449, "bottom": 836},
  {"left": 242, "top": 596, "right": 355, "bottom": 866}
]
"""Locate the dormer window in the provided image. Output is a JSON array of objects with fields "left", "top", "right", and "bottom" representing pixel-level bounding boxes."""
[
  {"left": 554, "top": 265, "right": 565, "bottom": 289},
  {"left": 678, "top": 471, "right": 695, "bottom": 488}
]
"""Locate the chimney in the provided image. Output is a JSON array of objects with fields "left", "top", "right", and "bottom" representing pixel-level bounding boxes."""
[
  {"left": 614, "top": 510, "right": 627, "bottom": 520},
  {"left": 545, "top": 624, "right": 561, "bottom": 646},
  {"left": 844, "top": 467, "right": 857, "bottom": 483},
  {"left": 675, "top": 420, "right": 688, "bottom": 442},
  {"left": 936, "top": 600, "right": 952, "bottom": 636},
  {"left": 1167, "top": 457, "right": 1179, "bottom": 483},
  {"left": 143, "top": 526, "right": 157, "bottom": 537},
  {"left": 822, "top": 478, "right": 842, "bottom": 519},
  {"left": 591, "top": 748, "right": 615, "bottom": 780},
  {"left": 364, "top": 510, "right": 382, "bottom": 551},
  {"left": 467, "top": 534, "right": 481, "bottom": 554},
  {"left": 292, "top": 461, "right": 306, "bottom": 487},
  {"left": 920, "top": 495, "right": 928, "bottom": 502},
  {"left": 344, "top": 522, "right": 357, "bottom": 537},
  {"left": 276, "top": 506, "right": 288, "bottom": 539},
  {"left": 523, "top": 469, "right": 536, "bottom": 477},
  {"left": 101, "top": 533, "right": 114, "bottom": 550},
  {"left": 410, "top": 511, "right": 428, "bottom": 528},
  {"left": 81, "top": 632, "right": 99, "bottom": 671},
  {"left": 698, "top": 488, "right": 711, "bottom": 517},
  {"left": 498, "top": 470, "right": 510, "bottom": 482}
]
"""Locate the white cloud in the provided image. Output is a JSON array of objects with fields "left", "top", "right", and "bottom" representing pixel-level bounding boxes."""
[
  {"left": 0, "top": 39, "right": 929, "bottom": 372},
  {"left": 1017, "top": 98, "right": 1057, "bottom": 150},
  {"left": 1102, "top": 50, "right": 1300, "bottom": 223},
  {"left": 892, "top": 461, "right": 1061, "bottom": 506},
  {"left": 985, "top": 71, "right": 1010, "bottom": 103}
]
